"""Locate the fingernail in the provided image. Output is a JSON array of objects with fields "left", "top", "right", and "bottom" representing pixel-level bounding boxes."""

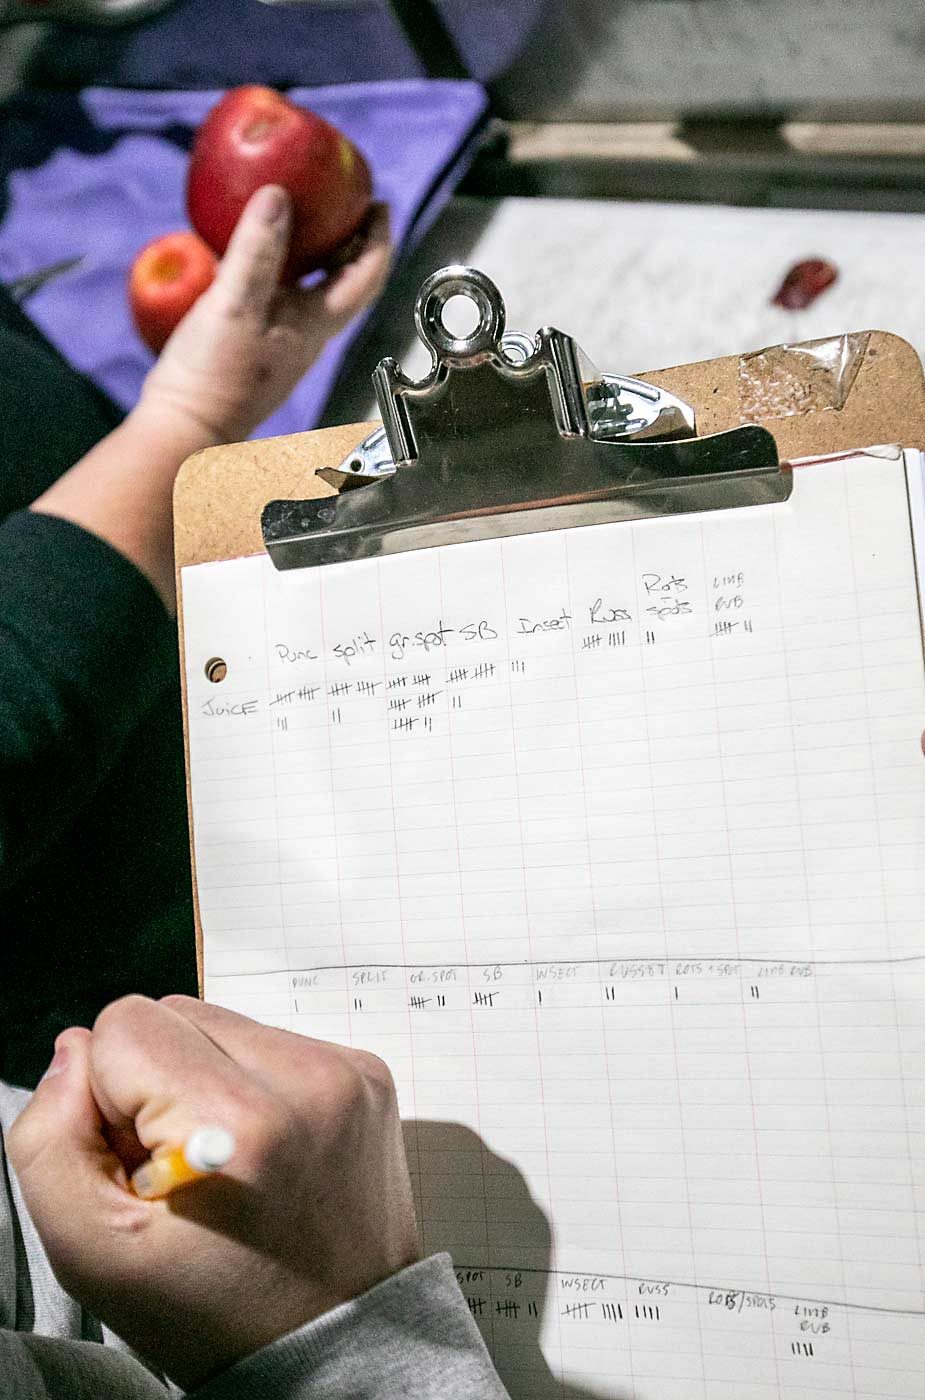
[
  {"left": 42, "top": 1044, "right": 69, "bottom": 1081},
  {"left": 256, "top": 185, "right": 288, "bottom": 225}
]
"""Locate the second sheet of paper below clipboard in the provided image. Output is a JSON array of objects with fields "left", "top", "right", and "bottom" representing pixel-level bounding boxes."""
[{"left": 182, "top": 451, "right": 925, "bottom": 1400}]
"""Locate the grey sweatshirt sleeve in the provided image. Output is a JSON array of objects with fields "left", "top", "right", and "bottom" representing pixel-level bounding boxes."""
[
  {"left": 189, "top": 1254, "right": 512, "bottom": 1400},
  {"left": 0, "top": 1255, "right": 511, "bottom": 1400},
  {"left": 0, "top": 1331, "right": 168, "bottom": 1400},
  {"left": 1, "top": 1084, "right": 169, "bottom": 1400}
]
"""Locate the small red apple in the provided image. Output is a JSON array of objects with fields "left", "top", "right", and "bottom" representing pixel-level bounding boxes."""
[
  {"left": 186, "top": 85, "right": 373, "bottom": 281},
  {"left": 130, "top": 231, "right": 217, "bottom": 354}
]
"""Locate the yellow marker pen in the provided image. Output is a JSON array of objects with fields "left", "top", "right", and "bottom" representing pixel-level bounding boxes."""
[{"left": 130, "top": 1127, "right": 235, "bottom": 1200}]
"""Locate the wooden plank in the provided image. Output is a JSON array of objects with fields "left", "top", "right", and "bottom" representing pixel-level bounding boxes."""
[{"left": 505, "top": 123, "right": 925, "bottom": 163}]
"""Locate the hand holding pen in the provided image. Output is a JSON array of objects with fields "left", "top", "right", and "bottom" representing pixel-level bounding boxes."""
[
  {"left": 7, "top": 994, "right": 420, "bottom": 1389},
  {"left": 130, "top": 1124, "right": 235, "bottom": 1198}
]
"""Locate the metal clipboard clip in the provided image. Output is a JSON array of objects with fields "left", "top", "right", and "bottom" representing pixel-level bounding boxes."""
[{"left": 261, "top": 266, "right": 786, "bottom": 571}]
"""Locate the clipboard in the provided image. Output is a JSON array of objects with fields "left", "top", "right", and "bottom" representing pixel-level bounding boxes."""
[
  {"left": 174, "top": 269, "right": 925, "bottom": 1400},
  {"left": 175, "top": 276, "right": 925, "bottom": 580},
  {"left": 175, "top": 268, "right": 925, "bottom": 985}
]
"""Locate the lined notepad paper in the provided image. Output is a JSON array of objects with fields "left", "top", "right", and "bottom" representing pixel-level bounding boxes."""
[{"left": 183, "top": 451, "right": 925, "bottom": 1400}]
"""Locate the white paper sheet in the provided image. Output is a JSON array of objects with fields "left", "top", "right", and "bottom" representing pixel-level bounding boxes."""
[{"left": 182, "top": 450, "right": 925, "bottom": 1400}]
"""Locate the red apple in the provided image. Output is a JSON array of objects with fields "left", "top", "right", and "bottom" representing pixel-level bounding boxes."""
[
  {"left": 186, "top": 85, "right": 373, "bottom": 281},
  {"left": 129, "top": 231, "right": 217, "bottom": 354}
]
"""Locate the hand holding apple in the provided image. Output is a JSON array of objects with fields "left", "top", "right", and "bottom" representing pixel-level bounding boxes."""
[
  {"left": 132, "top": 88, "right": 376, "bottom": 353},
  {"left": 38, "top": 185, "right": 389, "bottom": 618},
  {"left": 139, "top": 184, "right": 390, "bottom": 444},
  {"left": 187, "top": 85, "right": 373, "bottom": 282}
]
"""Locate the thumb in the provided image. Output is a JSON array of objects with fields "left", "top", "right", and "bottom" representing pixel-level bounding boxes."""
[
  {"left": 7, "top": 1028, "right": 131, "bottom": 1284},
  {"left": 209, "top": 184, "right": 292, "bottom": 322}
]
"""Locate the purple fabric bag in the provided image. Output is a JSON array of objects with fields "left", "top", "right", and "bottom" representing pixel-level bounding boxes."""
[{"left": 0, "top": 80, "right": 487, "bottom": 436}]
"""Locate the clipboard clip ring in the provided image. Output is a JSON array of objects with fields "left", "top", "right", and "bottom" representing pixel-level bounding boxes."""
[
  {"left": 262, "top": 266, "right": 784, "bottom": 570},
  {"left": 415, "top": 265, "right": 506, "bottom": 366}
]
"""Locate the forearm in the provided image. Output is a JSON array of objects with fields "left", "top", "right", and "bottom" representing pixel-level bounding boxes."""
[
  {"left": 190, "top": 1255, "right": 511, "bottom": 1400},
  {"left": 30, "top": 404, "right": 219, "bottom": 614}
]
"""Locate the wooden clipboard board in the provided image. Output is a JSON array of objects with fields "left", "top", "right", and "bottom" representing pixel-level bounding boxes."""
[{"left": 174, "top": 293, "right": 925, "bottom": 987}]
